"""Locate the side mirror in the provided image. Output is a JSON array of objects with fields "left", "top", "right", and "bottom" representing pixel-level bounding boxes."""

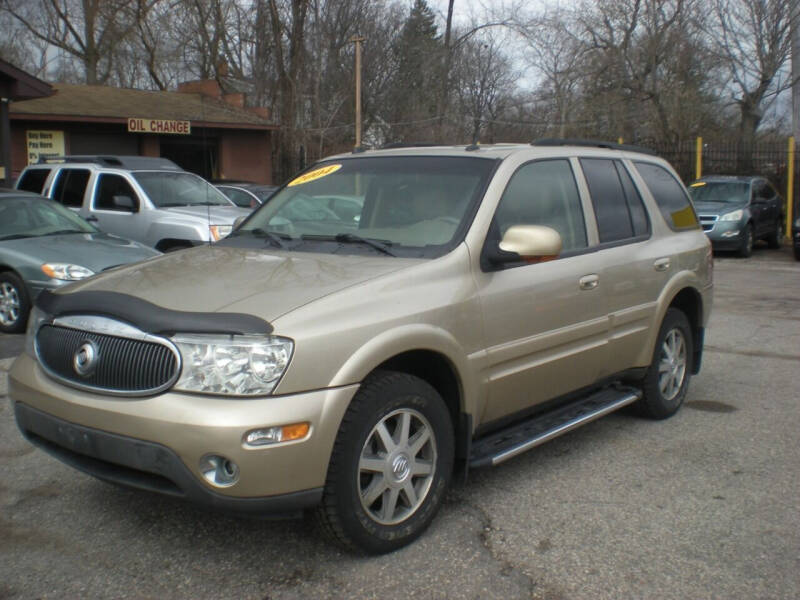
[
  {"left": 487, "top": 225, "right": 562, "bottom": 265},
  {"left": 233, "top": 215, "right": 247, "bottom": 229},
  {"left": 113, "top": 195, "right": 136, "bottom": 212}
]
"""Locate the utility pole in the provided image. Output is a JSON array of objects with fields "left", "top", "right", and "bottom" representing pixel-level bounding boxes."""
[{"left": 350, "top": 35, "right": 365, "bottom": 149}]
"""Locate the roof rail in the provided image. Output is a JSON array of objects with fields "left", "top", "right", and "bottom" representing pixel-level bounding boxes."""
[
  {"left": 531, "top": 138, "right": 658, "bottom": 156},
  {"left": 380, "top": 142, "right": 440, "bottom": 150},
  {"left": 36, "top": 155, "right": 183, "bottom": 170}
]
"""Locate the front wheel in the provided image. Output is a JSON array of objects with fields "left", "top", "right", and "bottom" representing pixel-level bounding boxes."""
[
  {"left": 635, "top": 308, "right": 693, "bottom": 420},
  {"left": 766, "top": 219, "right": 783, "bottom": 249},
  {"left": 0, "top": 272, "right": 31, "bottom": 334},
  {"left": 316, "top": 371, "right": 454, "bottom": 554},
  {"left": 738, "top": 224, "right": 754, "bottom": 258}
]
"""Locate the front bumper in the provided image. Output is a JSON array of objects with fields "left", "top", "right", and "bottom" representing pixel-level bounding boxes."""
[
  {"left": 703, "top": 221, "right": 746, "bottom": 251},
  {"left": 9, "top": 353, "right": 358, "bottom": 510}
]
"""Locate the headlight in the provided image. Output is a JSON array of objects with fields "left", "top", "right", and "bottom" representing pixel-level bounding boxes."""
[
  {"left": 719, "top": 209, "right": 744, "bottom": 222},
  {"left": 41, "top": 263, "right": 94, "bottom": 280},
  {"left": 24, "top": 306, "right": 49, "bottom": 357},
  {"left": 172, "top": 334, "right": 293, "bottom": 396},
  {"left": 209, "top": 225, "right": 233, "bottom": 241}
]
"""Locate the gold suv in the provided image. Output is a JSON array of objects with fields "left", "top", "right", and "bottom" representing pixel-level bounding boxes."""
[{"left": 10, "top": 141, "right": 713, "bottom": 554}]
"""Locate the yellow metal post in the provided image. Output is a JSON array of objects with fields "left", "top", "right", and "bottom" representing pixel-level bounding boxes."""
[
  {"left": 618, "top": 137, "right": 624, "bottom": 145},
  {"left": 695, "top": 137, "right": 702, "bottom": 180},
  {"left": 787, "top": 136, "right": 795, "bottom": 241}
]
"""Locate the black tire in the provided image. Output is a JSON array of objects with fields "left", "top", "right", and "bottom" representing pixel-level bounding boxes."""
[
  {"left": 316, "top": 370, "right": 454, "bottom": 554},
  {"left": 635, "top": 308, "right": 693, "bottom": 420},
  {"left": 766, "top": 218, "right": 782, "bottom": 249},
  {"left": 795, "top": 245, "right": 800, "bottom": 262},
  {"left": 0, "top": 272, "right": 31, "bottom": 334},
  {"left": 738, "top": 223, "right": 754, "bottom": 258}
]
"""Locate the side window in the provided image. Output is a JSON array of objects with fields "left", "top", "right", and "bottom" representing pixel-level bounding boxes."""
[
  {"left": 94, "top": 174, "right": 140, "bottom": 211},
  {"left": 581, "top": 158, "right": 643, "bottom": 243},
  {"left": 634, "top": 161, "right": 699, "bottom": 230},
  {"left": 17, "top": 168, "right": 50, "bottom": 193},
  {"left": 758, "top": 180, "right": 776, "bottom": 200},
  {"left": 494, "top": 159, "right": 587, "bottom": 252},
  {"left": 51, "top": 169, "right": 90, "bottom": 208},
  {"left": 616, "top": 162, "right": 649, "bottom": 237}
]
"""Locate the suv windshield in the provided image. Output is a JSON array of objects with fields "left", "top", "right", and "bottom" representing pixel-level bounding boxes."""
[
  {"left": 233, "top": 156, "right": 496, "bottom": 257},
  {"left": 133, "top": 172, "right": 232, "bottom": 208},
  {"left": 689, "top": 181, "right": 749, "bottom": 204}
]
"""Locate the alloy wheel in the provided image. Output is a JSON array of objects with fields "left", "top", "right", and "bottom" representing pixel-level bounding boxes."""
[
  {"left": 658, "top": 328, "right": 687, "bottom": 401},
  {"left": 0, "top": 282, "right": 20, "bottom": 327},
  {"left": 358, "top": 408, "right": 437, "bottom": 525}
]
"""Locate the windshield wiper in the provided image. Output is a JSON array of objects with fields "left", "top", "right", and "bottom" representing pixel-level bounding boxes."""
[
  {"left": 0, "top": 234, "right": 33, "bottom": 241},
  {"left": 42, "top": 229, "right": 83, "bottom": 236},
  {"left": 236, "top": 228, "right": 292, "bottom": 249},
  {"left": 302, "top": 233, "right": 396, "bottom": 256}
]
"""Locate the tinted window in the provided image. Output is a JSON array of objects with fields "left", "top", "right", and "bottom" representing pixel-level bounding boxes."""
[
  {"left": 635, "top": 162, "right": 699, "bottom": 230},
  {"left": 494, "top": 159, "right": 587, "bottom": 252},
  {"left": 616, "top": 162, "right": 649, "bottom": 237},
  {"left": 17, "top": 168, "right": 50, "bottom": 193},
  {"left": 95, "top": 174, "right": 139, "bottom": 211},
  {"left": 51, "top": 168, "right": 90, "bottom": 208},
  {"left": 580, "top": 158, "right": 634, "bottom": 243}
]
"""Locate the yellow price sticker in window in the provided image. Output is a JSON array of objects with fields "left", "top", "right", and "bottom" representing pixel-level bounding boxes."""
[{"left": 288, "top": 164, "right": 342, "bottom": 187}]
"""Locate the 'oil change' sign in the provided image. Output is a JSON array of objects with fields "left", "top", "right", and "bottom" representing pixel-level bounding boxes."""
[{"left": 128, "top": 118, "right": 191, "bottom": 135}]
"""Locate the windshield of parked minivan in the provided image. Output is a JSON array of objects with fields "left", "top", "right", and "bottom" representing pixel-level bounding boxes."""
[
  {"left": 133, "top": 172, "right": 232, "bottom": 207},
  {"left": 231, "top": 156, "right": 495, "bottom": 257},
  {"left": 688, "top": 181, "right": 749, "bottom": 204}
]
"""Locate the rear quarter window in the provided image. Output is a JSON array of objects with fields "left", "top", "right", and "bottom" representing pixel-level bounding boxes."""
[
  {"left": 634, "top": 161, "right": 699, "bottom": 231},
  {"left": 16, "top": 168, "right": 50, "bottom": 194}
]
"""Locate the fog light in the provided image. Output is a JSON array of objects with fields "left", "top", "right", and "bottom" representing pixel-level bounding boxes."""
[
  {"left": 721, "top": 230, "right": 739, "bottom": 238},
  {"left": 244, "top": 422, "right": 310, "bottom": 447},
  {"left": 199, "top": 454, "right": 239, "bottom": 487}
]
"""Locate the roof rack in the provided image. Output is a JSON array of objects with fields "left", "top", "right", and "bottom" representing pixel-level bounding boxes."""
[
  {"left": 36, "top": 155, "right": 183, "bottom": 170},
  {"left": 531, "top": 138, "right": 657, "bottom": 156}
]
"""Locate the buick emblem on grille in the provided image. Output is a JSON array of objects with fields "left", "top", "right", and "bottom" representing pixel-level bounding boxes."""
[{"left": 73, "top": 341, "right": 99, "bottom": 377}]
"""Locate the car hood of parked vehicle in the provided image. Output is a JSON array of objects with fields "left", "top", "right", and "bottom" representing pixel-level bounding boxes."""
[
  {"left": 691, "top": 200, "right": 748, "bottom": 215},
  {"left": 55, "top": 245, "right": 422, "bottom": 323},
  {"left": 159, "top": 204, "right": 251, "bottom": 222},
  {"left": 2, "top": 232, "right": 160, "bottom": 272}
]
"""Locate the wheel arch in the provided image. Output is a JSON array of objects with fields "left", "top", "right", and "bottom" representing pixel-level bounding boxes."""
[
  {"left": 373, "top": 350, "right": 469, "bottom": 459},
  {"left": 666, "top": 286, "right": 704, "bottom": 374}
]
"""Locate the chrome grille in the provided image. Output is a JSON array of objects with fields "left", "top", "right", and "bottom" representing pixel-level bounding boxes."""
[
  {"left": 36, "top": 319, "right": 180, "bottom": 396},
  {"left": 699, "top": 214, "right": 717, "bottom": 232}
]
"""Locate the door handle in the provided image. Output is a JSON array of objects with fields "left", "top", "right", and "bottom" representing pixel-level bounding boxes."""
[
  {"left": 579, "top": 274, "right": 599, "bottom": 290},
  {"left": 85, "top": 216, "right": 99, "bottom": 223},
  {"left": 653, "top": 258, "right": 670, "bottom": 272}
]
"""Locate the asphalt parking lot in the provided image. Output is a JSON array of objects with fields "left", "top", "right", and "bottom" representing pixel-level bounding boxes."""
[{"left": 1, "top": 244, "right": 798, "bottom": 600}]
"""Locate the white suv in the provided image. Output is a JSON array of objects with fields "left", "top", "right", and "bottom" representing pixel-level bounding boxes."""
[{"left": 16, "top": 156, "right": 250, "bottom": 251}]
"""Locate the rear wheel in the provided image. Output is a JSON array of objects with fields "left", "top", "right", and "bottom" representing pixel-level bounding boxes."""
[
  {"left": 316, "top": 371, "right": 454, "bottom": 554},
  {"left": 0, "top": 272, "right": 30, "bottom": 334},
  {"left": 635, "top": 308, "right": 692, "bottom": 420},
  {"left": 766, "top": 219, "right": 782, "bottom": 249}
]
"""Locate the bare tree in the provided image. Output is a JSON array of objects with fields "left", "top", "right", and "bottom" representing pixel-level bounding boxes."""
[
  {"left": 705, "top": 0, "right": 793, "bottom": 151},
  {"left": 0, "top": 0, "right": 152, "bottom": 84}
]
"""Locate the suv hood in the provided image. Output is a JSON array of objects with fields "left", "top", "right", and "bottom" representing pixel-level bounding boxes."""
[
  {"left": 160, "top": 204, "right": 250, "bottom": 223},
  {"left": 61, "top": 245, "right": 421, "bottom": 323}
]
